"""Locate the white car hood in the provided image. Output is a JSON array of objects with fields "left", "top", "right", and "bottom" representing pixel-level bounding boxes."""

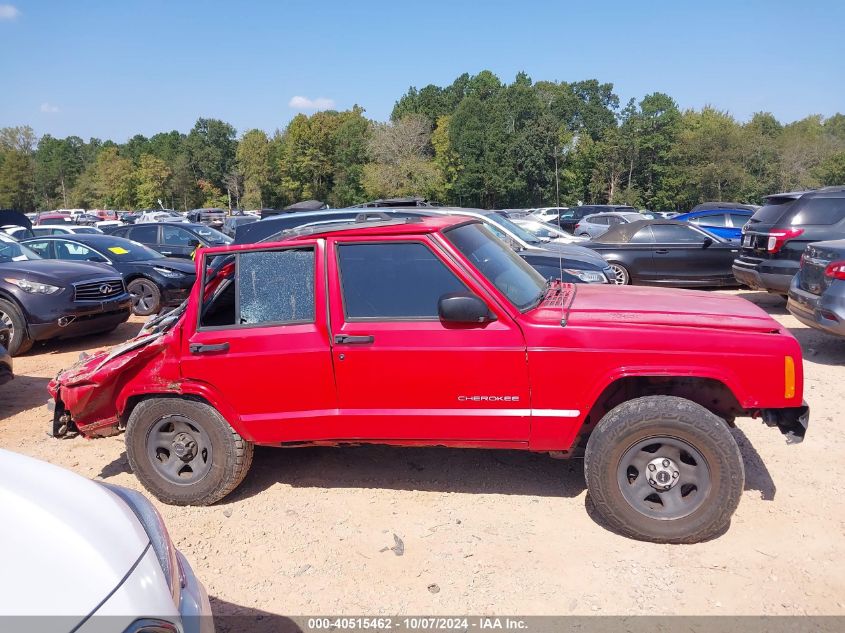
[{"left": 0, "top": 449, "right": 149, "bottom": 618}]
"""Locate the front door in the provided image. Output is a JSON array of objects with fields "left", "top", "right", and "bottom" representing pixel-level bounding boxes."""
[
  {"left": 648, "top": 224, "right": 736, "bottom": 284},
  {"left": 181, "top": 243, "right": 337, "bottom": 444},
  {"left": 326, "top": 236, "right": 531, "bottom": 443}
]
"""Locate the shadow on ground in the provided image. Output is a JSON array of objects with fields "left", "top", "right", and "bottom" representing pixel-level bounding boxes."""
[
  {"left": 0, "top": 375, "right": 51, "bottom": 419},
  {"left": 226, "top": 444, "right": 587, "bottom": 504},
  {"left": 210, "top": 596, "right": 301, "bottom": 633},
  {"left": 23, "top": 320, "right": 143, "bottom": 357}
]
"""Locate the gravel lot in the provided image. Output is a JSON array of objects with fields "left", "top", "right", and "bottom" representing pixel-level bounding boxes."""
[{"left": 1, "top": 289, "right": 844, "bottom": 622}]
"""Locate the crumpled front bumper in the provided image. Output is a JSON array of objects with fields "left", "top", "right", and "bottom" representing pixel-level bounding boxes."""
[{"left": 760, "top": 402, "right": 809, "bottom": 444}]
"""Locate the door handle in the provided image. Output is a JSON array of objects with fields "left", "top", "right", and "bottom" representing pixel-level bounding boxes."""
[
  {"left": 160, "top": 251, "right": 173, "bottom": 255},
  {"left": 655, "top": 249, "right": 669, "bottom": 254},
  {"left": 334, "top": 334, "right": 374, "bottom": 345},
  {"left": 189, "top": 342, "right": 230, "bottom": 354}
]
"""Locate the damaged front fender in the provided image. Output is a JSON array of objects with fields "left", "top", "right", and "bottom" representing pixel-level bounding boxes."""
[{"left": 48, "top": 326, "right": 181, "bottom": 438}]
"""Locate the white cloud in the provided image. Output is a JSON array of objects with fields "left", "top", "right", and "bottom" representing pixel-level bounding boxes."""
[
  {"left": 288, "top": 95, "right": 336, "bottom": 111},
  {"left": 0, "top": 4, "right": 20, "bottom": 20},
  {"left": 40, "top": 102, "right": 60, "bottom": 113}
]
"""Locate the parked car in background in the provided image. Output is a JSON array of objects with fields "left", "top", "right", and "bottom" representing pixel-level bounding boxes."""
[
  {"left": 119, "top": 211, "right": 141, "bottom": 224},
  {"left": 222, "top": 214, "right": 258, "bottom": 237},
  {"left": 7, "top": 225, "right": 103, "bottom": 239},
  {"left": 49, "top": 215, "right": 809, "bottom": 543},
  {"left": 582, "top": 219, "right": 740, "bottom": 286},
  {"left": 22, "top": 234, "right": 196, "bottom": 316},
  {"left": 0, "top": 449, "right": 212, "bottom": 632},
  {"left": 787, "top": 239, "right": 845, "bottom": 337},
  {"left": 0, "top": 325, "right": 11, "bottom": 386},
  {"left": 137, "top": 210, "right": 189, "bottom": 224},
  {"left": 574, "top": 211, "right": 647, "bottom": 238},
  {"left": 550, "top": 205, "right": 640, "bottom": 233},
  {"left": 733, "top": 187, "right": 845, "bottom": 294},
  {"left": 673, "top": 202, "right": 757, "bottom": 242},
  {"left": 0, "top": 232, "right": 130, "bottom": 355},
  {"left": 512, "top": 218, "right": 588, "bottom": 243},
  {"left": 530, "top": 207, "right": 569, "bottom": 225},
  {"left": 108, "top": 222, "right": 232, "bottom": 259},
  {"left": 187, "top": 208, "right": 226, "bottom": 229},
  {"left": 35, "top": 212, "right": 74, "bottom": 226},
  {"left": 90, "top": 209, "right": 119, "bottom": 222},
  {"left": 496, "top": 208, "right": 532, "bottom": 219},
  {"left": 240, "top": 207, "right": 614, "bottom": 284}
]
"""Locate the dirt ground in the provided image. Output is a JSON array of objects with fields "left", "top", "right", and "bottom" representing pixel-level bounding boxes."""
[{"left": 1, "top": 289, "right": 844, "bottom": 620}]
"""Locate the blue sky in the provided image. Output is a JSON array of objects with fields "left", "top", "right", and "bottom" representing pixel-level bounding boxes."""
[{"left": 1, "top": 0, "right": 843, "bottom": 142}]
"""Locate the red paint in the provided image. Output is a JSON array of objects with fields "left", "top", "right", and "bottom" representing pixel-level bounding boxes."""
[{"left": 49, "top": 216, "right": 805, "bottom": 452}]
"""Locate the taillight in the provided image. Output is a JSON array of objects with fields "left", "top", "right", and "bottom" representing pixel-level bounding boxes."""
[
  {"left": 824, "top": 260, "right": 845, "bottom": 280},
  {"left": 767, "top": 228, "right": 804, "bottom": 253},
  {"left": 574, "top": 223, "right": 581, "bottom": 230}
]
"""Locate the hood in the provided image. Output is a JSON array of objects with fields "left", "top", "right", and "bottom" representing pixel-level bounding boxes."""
[
  {"left": 140, "top": 257, "right": 197, "bottom": 276},
  {"left": 521, "top": 246, "right": 610, "bottom": 271},
  {"left": 0, "top": 449, "right": 149, "bottom": 618},
  {"left": 525, "top": 241, "right": 609, "bottom": 267},
  {"left": 528, "top": 284, "right": 782, "bottom": 333},
  {"left": 0, "top": 259, "right": 118, "bottom": 284}
]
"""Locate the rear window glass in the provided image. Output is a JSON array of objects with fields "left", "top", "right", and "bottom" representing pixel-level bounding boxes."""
[
  {"left": 751, "top": 199, "right": 796, "bottom": 224},
  {"left": 791, "top": 198, "right": 845, "bottom": 226}
]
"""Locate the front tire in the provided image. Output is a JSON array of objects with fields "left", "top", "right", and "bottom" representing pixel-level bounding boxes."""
[
  {"left": 125, "top": 397, "right": 254, "bottom": 505},
  {"left": 128, "top": 278, "right": 162, "bottom": 316},
  {"left": 0, "top": 298, "right": 33, "bottom": 356},
  {"left": 584, "top": 395, "right": 744, "bottom": 544}
]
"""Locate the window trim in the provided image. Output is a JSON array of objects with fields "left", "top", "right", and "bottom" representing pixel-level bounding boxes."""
[
  {"left": 334, "top": 238, "right": 471, "bottom": 323},
  {"left": 196, "top": 246, "right": 317, "bottom": 332}
]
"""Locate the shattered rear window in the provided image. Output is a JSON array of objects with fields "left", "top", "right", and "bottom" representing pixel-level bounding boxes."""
[{"left": 238, "top": 249, "right": 315, "bottom": 325}]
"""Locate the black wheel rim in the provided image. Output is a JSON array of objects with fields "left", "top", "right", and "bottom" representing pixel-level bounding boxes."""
[
  {"left": 0, "top": 309, "right": 13, "bottom": 339},
  {"left": 130, "top": 281, "right": 156, "bottom": 313},
  {"left": 146, "top": 415, "right": 213, "bottom": 485},
  {"left": 616, "top": 436, "right": 711, "bottom": 520},
  {"left": 609, "top": 264, "right": 628, "bottom": 285}
]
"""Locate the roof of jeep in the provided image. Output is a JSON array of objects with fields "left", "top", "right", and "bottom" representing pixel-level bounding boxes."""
[{"left": 285, "top": 215, "right": 469, "bottom": 241}]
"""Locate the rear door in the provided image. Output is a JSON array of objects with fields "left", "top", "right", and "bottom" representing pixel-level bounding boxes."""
[
  {"left": 126, "top": 224, "right": 160, "bottom": 251},
  {"left": 181, "top": 242, "right": 336, "bottom": 443},
  {"left": 326, "top": 235, "right": 531, "bottom": 443}
]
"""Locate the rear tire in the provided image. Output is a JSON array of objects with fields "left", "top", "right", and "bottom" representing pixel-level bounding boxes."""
[
  {"left": 584, "top": 395, "right": 744, "bottom": 544},
  {"left": 125, "top": 397, "right": 254, "bottom": 505},
  {"left": 128, "top": 278, "right": 162, "bottom": 316},
  {"left": 0, "top": 298, "right": 33, "bottom": 356}
]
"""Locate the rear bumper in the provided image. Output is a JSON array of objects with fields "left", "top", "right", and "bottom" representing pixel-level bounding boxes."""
[
  {"left": 732, "top": 259, "right": 796, "bottom": 294},
  {"left": 787, "top": 278, "right": 845, "bottom": 337},
  {"left": 760, "top": 402, "right": 809, "bottom": 444}
]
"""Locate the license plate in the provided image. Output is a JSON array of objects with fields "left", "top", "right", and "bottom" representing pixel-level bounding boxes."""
[{"left": 742, "top": 234, "right": 753, "bottom": 247}]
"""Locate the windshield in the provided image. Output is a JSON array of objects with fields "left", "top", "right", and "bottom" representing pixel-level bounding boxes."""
[
  {"left": 0, "top": 234, "right": 41, "bottom": 262},
  {"left": 485, "top": 214, "right": 543, "bottom": 245},
  {"left": 102, "top": 239, "right": 165, "bottom": 261},
  {"left": 194, "top": 226, "right": 232, "bottom": 245},
  {"left": 444, "top": 222, "right": 546, "bottom": 311},
  {"left": 517, "top": 220, "right": 569, "bottom": 239}
]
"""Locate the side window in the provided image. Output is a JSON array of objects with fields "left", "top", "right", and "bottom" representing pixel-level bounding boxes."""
[
  {"left": 54, "top": 241, "right": 106, "bottom": 262},
  {"left": 199, "top": 249, "right": 315, "bottom": 329},
  {"left": 630, "top": 226, "right": 655, "bottom": 243},
  {"left": 130, "top": 225, "right": 158, "bottom": 243},
  {"left": 24, "top": 240, "right": 52, "bottom": 258},
  {"left": 728, "top": 213, "right": 750, "bottom": 227},
  {"left": 337, "top": 242, "right": 468, "bottom": 320},
  {"left": 651, "top": 224, "right": 706, "bottom": 243},
  {"left": 163, "top": 226, "right": 194, "bottom": 246},
  {"left": 695, "top": 214, "right": 728, "bottom": 227}
]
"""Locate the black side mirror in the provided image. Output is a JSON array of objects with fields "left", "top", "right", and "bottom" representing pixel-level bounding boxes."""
[
  {"left": 438, "top": 293, "right": 495, "bottom": 324},
  {"left": 702, "top": 237, "right": 713, "bottom": 249}
]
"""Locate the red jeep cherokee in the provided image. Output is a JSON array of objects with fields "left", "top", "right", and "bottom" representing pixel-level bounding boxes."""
[{"left": 49, "top": 216, "right": 808, "bottom": 543}]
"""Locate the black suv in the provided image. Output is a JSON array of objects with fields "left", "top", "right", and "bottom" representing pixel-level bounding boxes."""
[
  {"left": 733, "top": 187, "right": 845, "bottom": 294},
  {"left": 108, "top": 222, "right": 232, "bottom": 258}
]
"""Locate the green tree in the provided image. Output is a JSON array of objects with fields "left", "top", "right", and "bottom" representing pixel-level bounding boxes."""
[
  {"left": 94, "top": 147, "right": 136, "bottom": 208},
  {"left": 135, "top": 154, "right": 172, "bottom": 208},
  {"left": 185, "top": 118, "right": 237, "bottom": 191},
  {"left": 34, "top": 135, "right": 84, "bottom": 208},
  {"left": 0, "top": 126, "right": 37, "bottom": 210},
  {"left": 236, "top": 129, "right": 273, "bottom": 209}
]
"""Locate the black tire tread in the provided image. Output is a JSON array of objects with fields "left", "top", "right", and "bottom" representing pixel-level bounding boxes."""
[
  {"left": 584, "top": 395, "right": 744, "bottom": 544},
  {"left": 125, "top": 397, "right": 254, "bottom": 506},
  {"left": 0, "top": 298, "right": 33, "bottom": 356}
]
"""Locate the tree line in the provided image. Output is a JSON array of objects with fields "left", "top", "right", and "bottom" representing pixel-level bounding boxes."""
[{"left": 1, "top": 70, "right": 844, "bottom": 213}]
